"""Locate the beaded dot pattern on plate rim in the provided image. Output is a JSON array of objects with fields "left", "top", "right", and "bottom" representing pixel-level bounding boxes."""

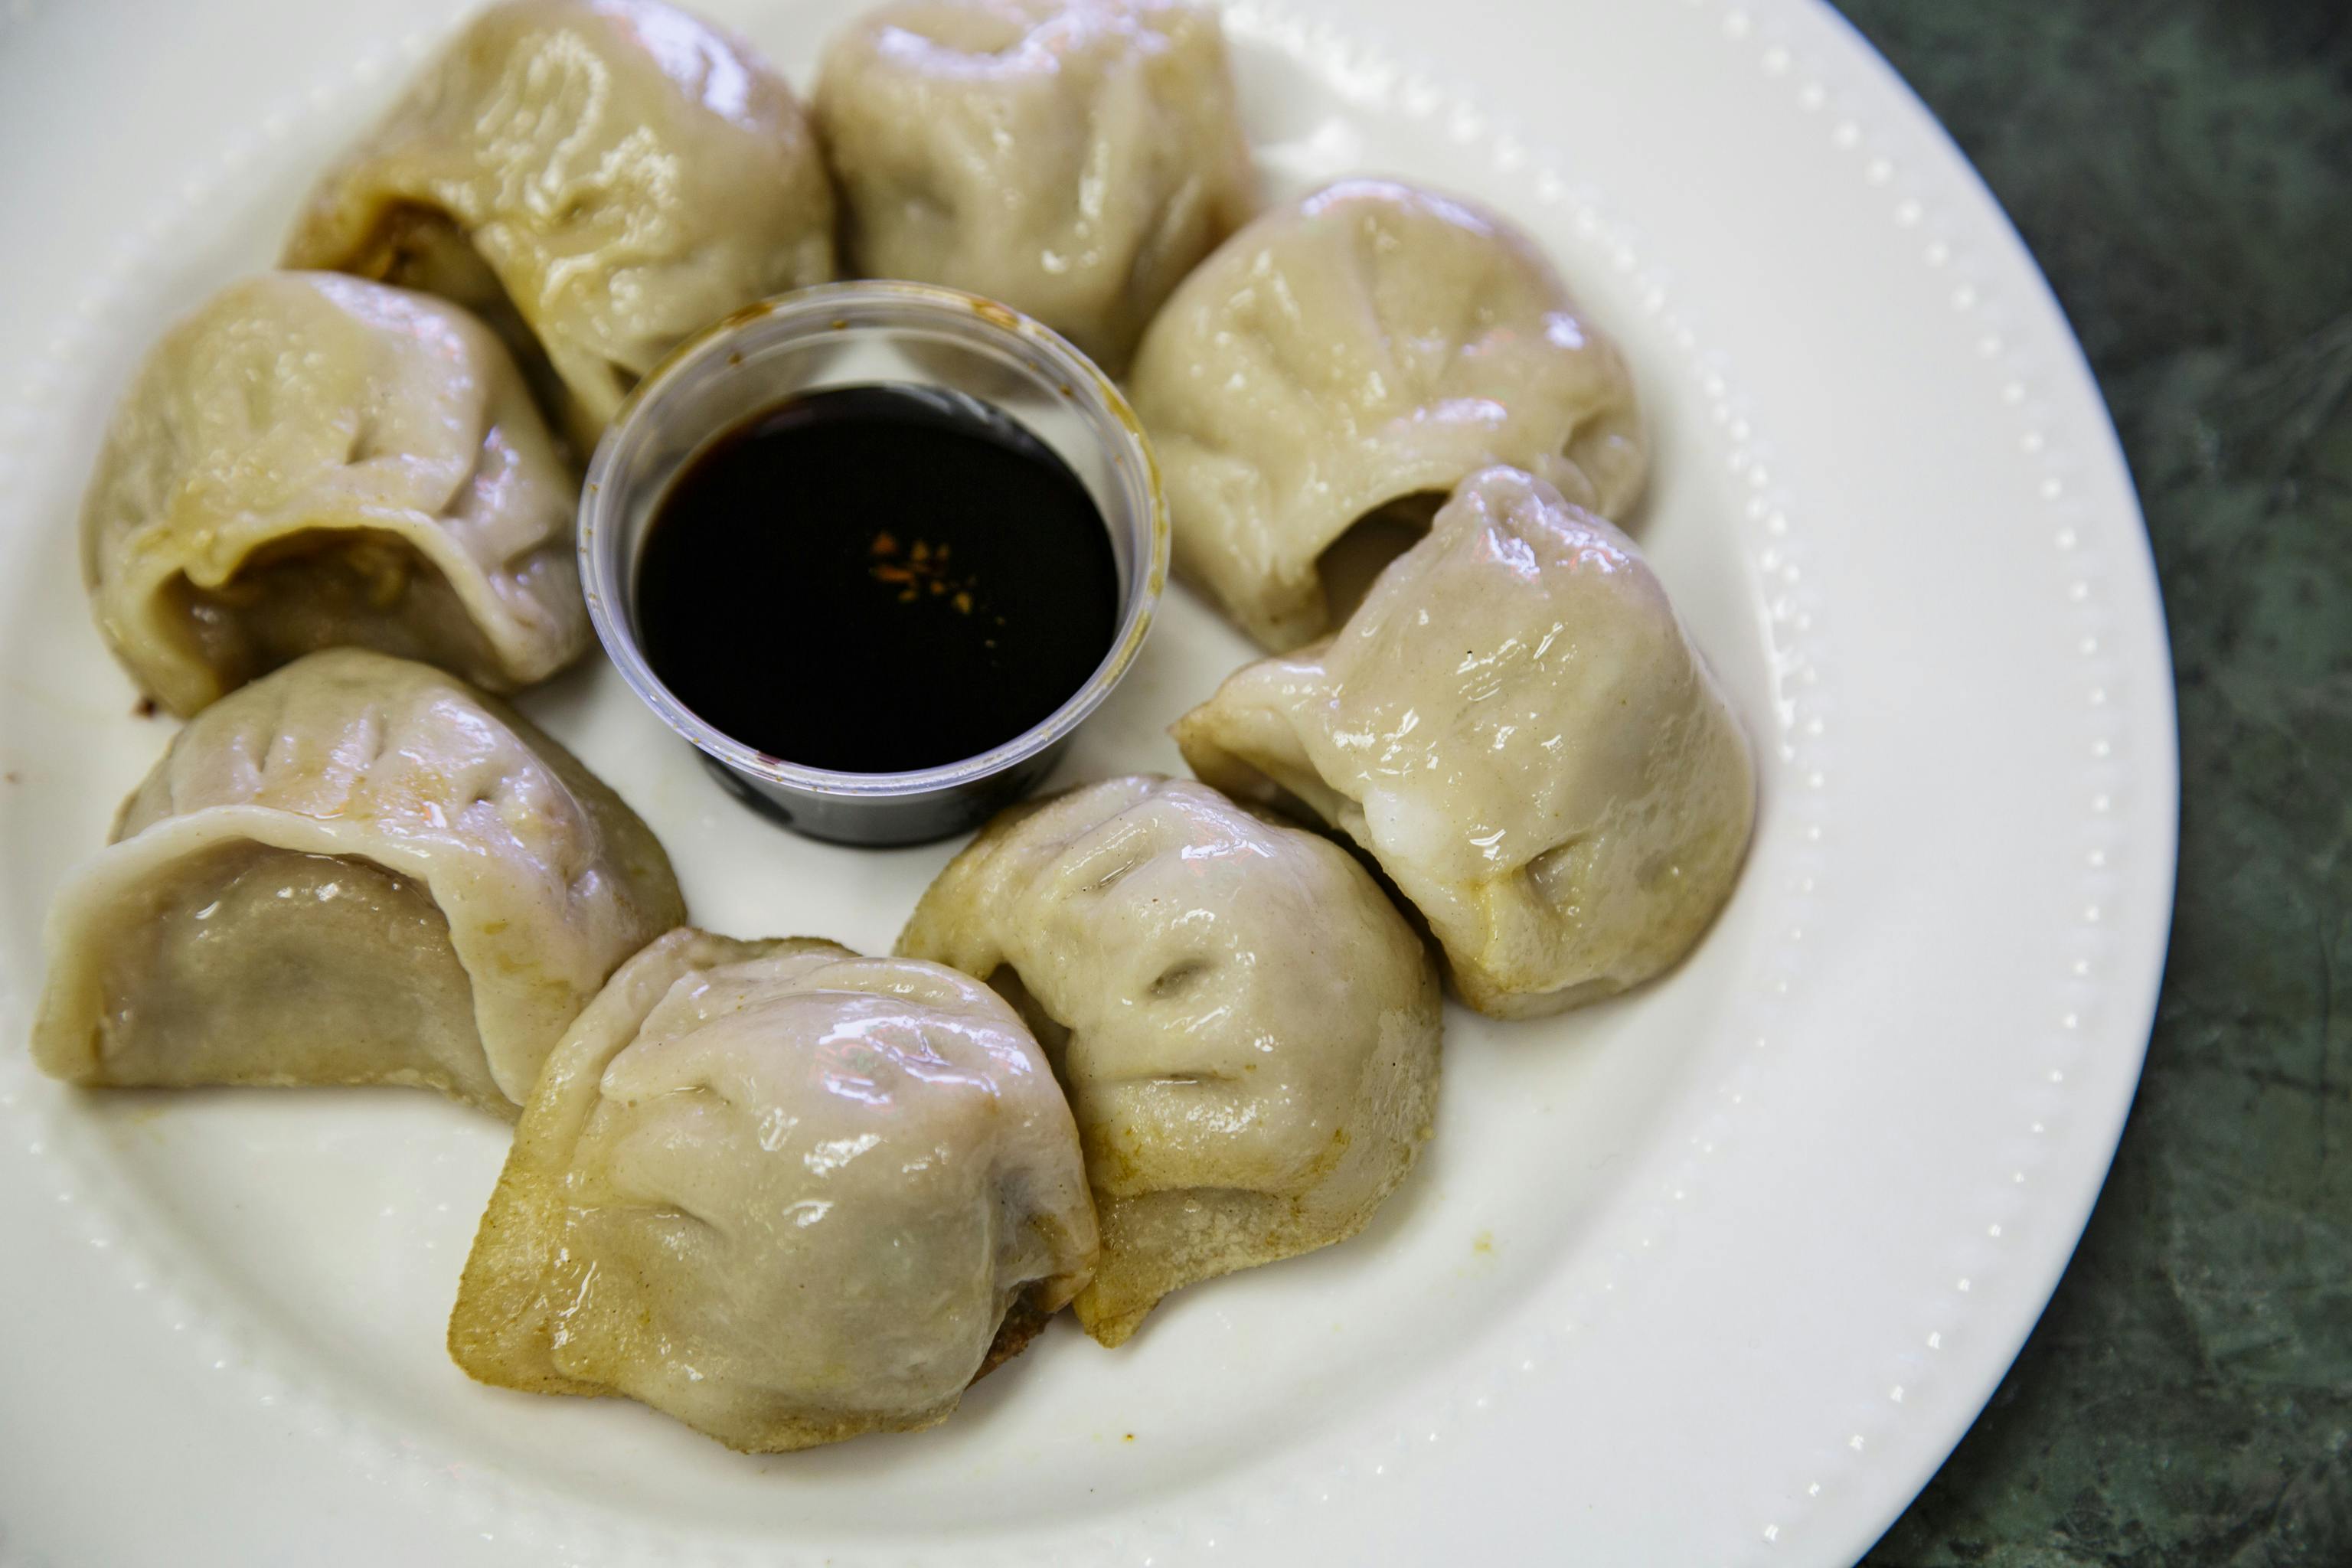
[
  {"left": 1690, "top": 0, "right": 2141, "bottom": 1549},
  {"left": 0, "top": 0, "right": 2138, "bottom": 1561}
]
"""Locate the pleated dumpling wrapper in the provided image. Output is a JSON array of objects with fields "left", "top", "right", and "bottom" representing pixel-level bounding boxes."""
[
  {"left": 285, "top": 0, "right": 835, "bottom": 447},
  {"left": 31, "top": 649, "right": 686, "bottom": 1114},
  {"left": 1129, "top": 179, "right": 1648, "bottom": 652},
  {"left": 815, "top": 0, "right": 1255, "bottom": 373},
  {"left": 83, "top": 272, "right": 585, "bottom": 718},
  {"left": 897, "top": 776, "right": 1440, "bottom": 1347},
  {"left": 449, "top": 929, "right": 1097, "bottom": 1451},
  {"left": 1175, "top": 467, "right": 1754, "bottom": 1019}
]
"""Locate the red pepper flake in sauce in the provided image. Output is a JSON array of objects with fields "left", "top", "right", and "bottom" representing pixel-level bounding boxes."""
[{"left": 633, "top": 386, "right": 1117, "bottom": 773}]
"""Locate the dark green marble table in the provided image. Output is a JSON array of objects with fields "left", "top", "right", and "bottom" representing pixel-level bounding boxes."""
[{"left": 1832, "top": 3, "right": 2352, "bottom": 1563}]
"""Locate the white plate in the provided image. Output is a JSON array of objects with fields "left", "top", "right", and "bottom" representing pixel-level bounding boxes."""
[{"left": 0, "top": 1, "right": 2176, "bottom": 1563}]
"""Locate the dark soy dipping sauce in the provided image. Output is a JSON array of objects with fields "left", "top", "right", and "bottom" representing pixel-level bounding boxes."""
[{"left": 635, "top": 385, "right": 1119, "bottom": 775}]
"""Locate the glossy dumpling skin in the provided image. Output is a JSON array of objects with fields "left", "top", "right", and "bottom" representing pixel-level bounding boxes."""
[
  {"left": 285, "top": 0, "right": 835, "bottom": 446},
  {"left": 897, "top": 776, "right": 1440, "bottom": 1347},
  {"left": 1175, "top": 467, "right": 1753, "bottom": 1019},
  {"left": 31, "top": 650, "right": 685, "bottom": 1113},
  {"left": 815, "top": 0, "right": 1255, "bottom": 372},
  {"left": 82, "top": 272, "right": 584, "bottom": 718},
  {"left": 1129, "top": 179, "right": 1648, "bottom": 652},
  {"left": 449, "top": 929, "right": 1096, "bottom": 1451}
]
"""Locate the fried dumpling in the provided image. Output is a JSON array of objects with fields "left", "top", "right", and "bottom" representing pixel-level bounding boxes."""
[
  {"left": 1175, "top": 467, "right": 1753, "bottom": 1019},
  {"left": 82, "top": 272, "right": 584, "bottom": 718},
  {"left": 31, "top": 649, "right": 685, "bottom": 1113},
  {"left": 1129, "top": 179, "right": 1648, "bottom": 651},
  {"left": 897, "top": 776, "right": 1439, "bottom": 1346},
  {"left": 285, "top": 0, "right": 835, "bottom": 446},
  {"left": 449, "top": 928, "right": 1096, "bottom": 1451},
  {"left": 815, "top": 0, "right": 1254, "bottom": 372}
]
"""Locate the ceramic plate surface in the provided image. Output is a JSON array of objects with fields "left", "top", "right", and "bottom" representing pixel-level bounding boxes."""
[{"left": 0, "top": 1, "right": 2175, "bottom": 1563}]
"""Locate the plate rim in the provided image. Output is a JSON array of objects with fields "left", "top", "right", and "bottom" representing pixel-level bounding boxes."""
[
  {"left": 0, "top": 0, "right": 2180, "bottom": 1562},
  {"left": 1796, "top": 0, "right": 2178, "bottom": 1547}
]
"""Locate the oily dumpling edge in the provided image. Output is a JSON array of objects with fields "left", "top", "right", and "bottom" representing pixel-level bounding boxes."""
[
  {"left": 449, "top": 928, "right": 1096, "bottom": 1442},
  {"left": 1176, "top": 657, "right": 1758, "bottom": 1020},
  {"left": 1168, "top": 479, "right": 1761, "bottom": 1018},
  {"left": 1131, "top": 178, "right": 1651, "bottom": 651},
  {"left": 93, "top": 492, "right": 587, "bottom": 717},
  {"left": 77, "top": 270, "right": 590, "bottom": 717},
  {"left": 282, "top": 0, "right": 840, "bottom": 444},
  {"left": 449, "top": 929, "right": 828, "bottom": 1394},
  {"left": 811, "top": 0, "right": 1257, "bottom": 373},
  {"left": 1163, "top": 375, "right": 1650, "bottom": 655},
  {"left": 894, "top": 777, "right": 1444, "bottom": 1348}
]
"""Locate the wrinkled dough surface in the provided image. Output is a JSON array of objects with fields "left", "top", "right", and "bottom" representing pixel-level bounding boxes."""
[
  {"left": 816, "top": 0, "right": 1254, "bottom": 372},
  {"left": 449, "top": 930, "right": 1096, "bottom": 1451},
  {"left": 1129, "top": 179, "right": 1648, "bottom": 650},
  {"left": 285, "top": 0, "right": 835, "bottom": 446},
  {"left": 31, "top": 649, "right": 685, "bottom": 1110},
  {"left": 1175, "top": 466, "right": 1754, "bottom": 1018},
  {"left": 897, "top": 776, "right": 1440, "bottom": 1345},
  {"left": 82, "top": 272, "right": 583, "bottom": 717}
]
